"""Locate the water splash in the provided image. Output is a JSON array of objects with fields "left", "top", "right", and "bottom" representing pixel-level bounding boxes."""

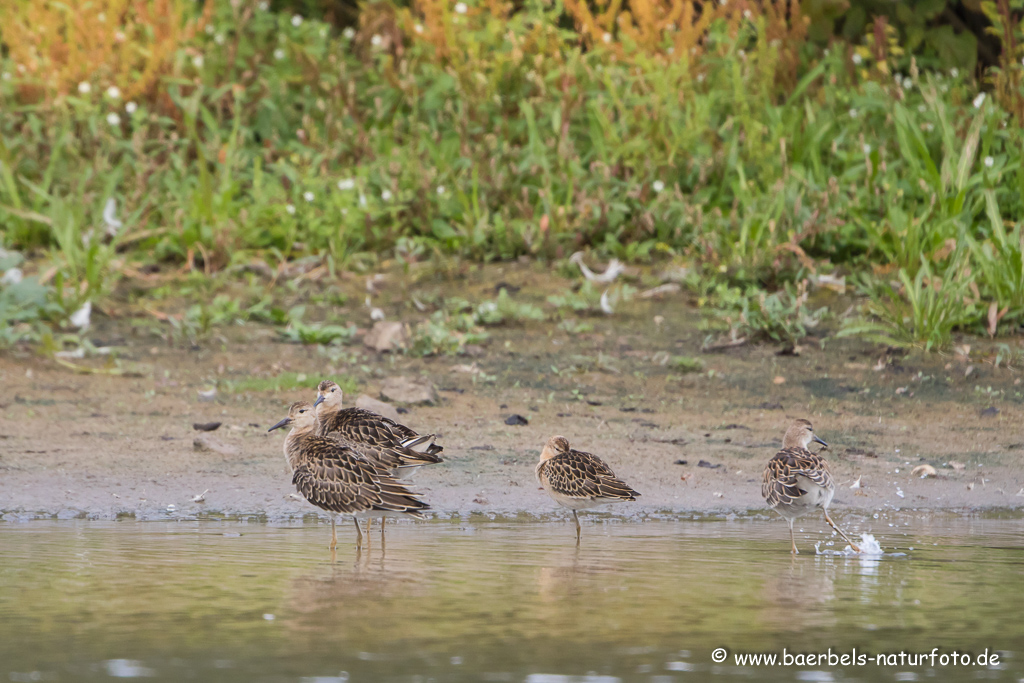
[{"left": 816, "top": 533, "right": 885, "bottom": 556}]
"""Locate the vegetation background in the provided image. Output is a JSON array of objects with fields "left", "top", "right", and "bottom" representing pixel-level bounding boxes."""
[{"left": 3, "top": 0, "right": 1024, "bottom": 359}]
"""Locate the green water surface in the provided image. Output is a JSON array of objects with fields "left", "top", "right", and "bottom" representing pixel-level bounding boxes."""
[{"left": 0, "top": 517, "right": 1021, "bottom": 682}]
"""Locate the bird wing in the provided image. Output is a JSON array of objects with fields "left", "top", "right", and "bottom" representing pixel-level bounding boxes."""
[
  {"left": 292, "top": 437, "right": 429, "bottom": 517},
  {"left": 319, "top": 409, "right": 443, "bottom": 466},
  {"left": 542, "top": 449, "right": 640, "bottom": 501},
  {"left": 762, "top": 447, "right": 833, "bottom": 507}
]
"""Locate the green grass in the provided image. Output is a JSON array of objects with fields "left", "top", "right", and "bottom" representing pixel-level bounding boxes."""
[{"left": 3, "top": 1, "right": 1024, "bottom": 351}]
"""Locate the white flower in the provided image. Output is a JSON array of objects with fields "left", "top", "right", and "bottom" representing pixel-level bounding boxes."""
[
  {"left": 337, "top": 178, "right": 355, "bottom": 191},
  {"left": 950, "top": 68, "right": 959, "bottom": 78},
  {"left": 381, "top": 189, "right": 392, "bottom": 201},
  {"left": 437, "top": 185, "right": 446, "bottom": 195},
  {"left": 984, "top": 156, "right": 994, "bottom": 168},
  {"left": 414, "top": 23, "right": 424, "bottom": 34},
  {"left": 973, "top": 92, "right": 986, "bottom": 109},
  {"left": 192, "top": 54, "right": 204, "bottom": 68},
  {"left": 903, "top": 77, "right": 912, "bottom": 89},
  {"left": 125, "top": 101, "right": 138, "bottom": 114},
  {"left": 697, "top": 73, "right": 705, "bottom": 83},
  {"left": 106, "top": 86, "right": 121, "bottom": 99},
  {"left": 303, "top": 191, "right": 314, "bottom": 202},
  {"left": 258, "top": 1, "right": 269, "bottom": 9},
  {"left": 454, "top": 2, "right": 468, "bottom": 13},
  {"left": 274, "top": 48, "right": 285, "bottom": 60},
  {"left": 285, "top": 204, "right": 296, "bottom": 215},
  {"left": 205, "top": 24, "right": 214, "bottom": 35},
  {"left": 652, "top": 180, "right": 665, "bottom": 193},
  {"left": 602, "top": 32, "right": 612, "bottom": 44},
  {"left": 918, "top": 104, "right": 926, "bottom": 113},
  {"left": 851, "top": 53, "right": 863, "bottom": 65},
  {"left": 863, "top": 143, "right": 872, "bottom": 154},
  {"left": 291, "top": 14, "right": 303, "bottom": 27},
  {"left": 343, "top": 27, "right": 356, "bottom": 40},
  {"left": 924, "top": 123, "right": 934, "bottom": 132},
  {"left": 78, "top": 81, "right": 91, "bottom": 94},
  {"left": 106, "top": 113, "right": 121, "bottom": 126},
  {"left": 359, "top": 194, "right": 368, "bottom": 207},
  {"left": 371, "top": 34, "right": 383, "bottom": 47},
  {"left": 849, "top": 108, "right": 858, "bottom": 118},
  {"left": 1, "top": 268, "right": 23, "bottom": 286},
  {"left": 666, "top": 47, "right": 674, "bottom": 55},
  {"left": 215, "top": 33, "right": 225, "bottom": 45},
  {"left": 1, "top": 72, "right": 10, "bottom": 81}
]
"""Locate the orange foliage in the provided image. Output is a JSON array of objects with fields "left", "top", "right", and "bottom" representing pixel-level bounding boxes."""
[
  {"left": 563, "top": 0, "right": 807, "bottom": 82},
  {"left": 0, "top": 0, "right": 211, "bottom": 103}
]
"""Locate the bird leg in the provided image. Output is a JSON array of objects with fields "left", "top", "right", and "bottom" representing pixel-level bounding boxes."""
[
  {"left": 824, "top": 509, "right": 861, "bottom": 552},
  {"left": 330, "top": 517, "right": 338, "bottom": 552},
  {"left": 380, "top": 516, "right": 386, "bottom": 546},
  {"left": 352, "top": 515, "right": 362, "bottom": 549},
  {"left": 787, "top": 518, "right": 798, "bottom": 555},
  {"left": 572, "top": 510, "right": 581, "bottom": 546}
]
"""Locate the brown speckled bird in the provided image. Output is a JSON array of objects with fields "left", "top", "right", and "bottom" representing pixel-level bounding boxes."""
[
  {"left": 536, "top": 435, "right": 640, "bottom": 544},
  {"left": 313, "top": 379, "right": 443, "bottom": 541},
  {"left": 269, "top": 401, "right": 429, "bottom": 551},
  {"left": 762, "top": 419, "right": 860, "bottom": 554},
  {"left": 313, "top": 379, "right": 444, "bottom": 472}
]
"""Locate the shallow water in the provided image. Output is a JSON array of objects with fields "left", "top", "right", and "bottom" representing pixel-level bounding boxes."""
[{"left": 0, "top": 518, "right": 1021, "bottom": 682}]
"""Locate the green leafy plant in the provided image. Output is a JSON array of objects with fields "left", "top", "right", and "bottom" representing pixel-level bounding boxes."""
[{"left": 840, "top": 256, "right": 980, "bottom": 351}]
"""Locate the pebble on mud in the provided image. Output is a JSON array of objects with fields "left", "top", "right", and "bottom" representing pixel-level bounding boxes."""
[
  {"left": 505, "top": 414, "right": 529, "bottom": 426},
  {"left": 674, "top": 459, "right": 688, "bottom": 465},
  {"left": 911, "top": 464, "right": 937, "bottom": 478},
  {"left": 698, "top": 460, "right": 721, "bottom": 469},
  {"left": 193, "top": 434, "right": 239, "bottom": 456},
  {"left": 380, "top": 376, "right": 436, "bottom": 404},
  {"left": 192, "top": 422, "right": 222, "bottom": 432},
  {"left": 980, "top": 406, "right": 1000, "bottom": 418},
  {"left": 363, "top": 320, "right": 408, "bottom": 353}
]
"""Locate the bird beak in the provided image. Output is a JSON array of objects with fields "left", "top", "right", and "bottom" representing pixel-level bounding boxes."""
[
  {"left": 312, "top": 395, "right": 325, "bottom": 408},
  {"left": 268, "top": 417, "right": 291, "bottom": 432},
  {"left": 812, "top": 434, "right": 829, "bottom": 449}
]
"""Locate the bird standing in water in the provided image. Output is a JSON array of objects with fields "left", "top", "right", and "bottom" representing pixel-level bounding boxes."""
[
  {"left": 536, "top": 435, "right": 640, "bottom": 544},
  {"left": 269, "top": 401, "right": 430, "bottom": 551},
  {"left": 762, "top": 419, "right": 861, "bottom": 554},
  {"left": 313, "top": 379, "right": 444, "bottom": 543}
]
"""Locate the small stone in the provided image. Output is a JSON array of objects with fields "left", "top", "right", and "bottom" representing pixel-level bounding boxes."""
[
  {"left": 380, "top": 376, "right": 436, "bottom": 404},
  {"left": 980, "top": 406, "right": 999, "bottom": 418},
  {"left": 193, "top": 434, "right": 239, "bottom": 456},
  {"left": 504, "top": 414, "right": 529, "bottom": 426},
  {"left": 363, "top": 320, "right": 407, "bottom": 353},
  {"left": 697, "top": 460, "right": 721, "bottom": 469},
  {"left": 192, "top": 421, "right": 222, "bottom": 432},
  {"left": 673, "top": 459, "right": 688, "bottom": 465},
  {"left": 354, "top": 394, "right": 401, "bottom": 422}
]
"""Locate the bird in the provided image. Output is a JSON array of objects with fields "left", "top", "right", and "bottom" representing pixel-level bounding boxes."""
[
  {"left": 268, "top": 401, "right": 430, "bottom": 551},
  {"left": 536, "top": 435, "right": 640, "bottom": 544},
  {"left": 762, "top": 419, "right": 861, "bottom": 554},
  {"left": 313, "top": 380, "right": 444, "bottom": 469},
  {"left": 313, "top": 379, "right": 443, "bottom": 541}
]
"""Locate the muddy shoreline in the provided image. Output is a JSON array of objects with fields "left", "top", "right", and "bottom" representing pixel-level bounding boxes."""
[{"left": 2, "top": 264, "right": 1023, "bottom": 522}]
